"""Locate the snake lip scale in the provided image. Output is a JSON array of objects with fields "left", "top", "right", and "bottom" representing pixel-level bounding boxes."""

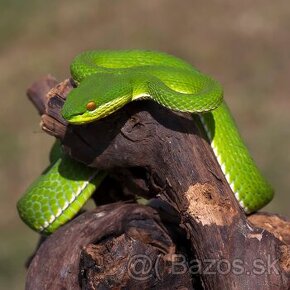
[{"left": 17, "top": 49, "right": 274, "bottom": 234}]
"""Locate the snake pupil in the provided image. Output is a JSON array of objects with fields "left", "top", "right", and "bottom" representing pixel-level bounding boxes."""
[{"left": 86, "top": 101, "right": 97, "bottom": 111}]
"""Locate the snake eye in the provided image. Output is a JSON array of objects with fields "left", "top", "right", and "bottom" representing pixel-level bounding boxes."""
[{"left": 86, "top": 101, "right": 97, "bottom": 111}]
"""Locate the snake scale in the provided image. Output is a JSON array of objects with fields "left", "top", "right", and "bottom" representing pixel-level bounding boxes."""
[{"left": 17, "top": 50, "right": 274, "bottom": 234}]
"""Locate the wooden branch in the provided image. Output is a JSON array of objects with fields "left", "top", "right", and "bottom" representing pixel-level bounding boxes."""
[
  {"left": 25, "top": 76, "right": 290, "bottom": 290},
  {"left": 26, "top": 203, "right": 195, "bottom": 290}
]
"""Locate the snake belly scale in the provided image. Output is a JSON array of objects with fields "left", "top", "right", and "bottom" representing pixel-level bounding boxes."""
[{"left": 17, "top": 50, "right": 274, "bottom": 234}]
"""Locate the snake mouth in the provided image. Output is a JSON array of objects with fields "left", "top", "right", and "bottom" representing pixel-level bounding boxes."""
[
  {"left": 61, "top": 105, "right": 105, "bottom": 125},
  {"left": 65, "top": 112, "right": 100, "bottom": 124}
]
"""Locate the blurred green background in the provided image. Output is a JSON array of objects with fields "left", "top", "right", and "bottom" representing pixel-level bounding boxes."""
[{"left": 0, "top": 0, "right": 289, "bottom": 288}]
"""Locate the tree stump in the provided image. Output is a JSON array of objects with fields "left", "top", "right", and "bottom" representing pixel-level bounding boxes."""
[{"left": 24, "top": 76, "right": 290, "bottom": 290}]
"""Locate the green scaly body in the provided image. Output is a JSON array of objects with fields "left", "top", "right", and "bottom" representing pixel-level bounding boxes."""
[
  {"left": 17, "top": 142, "right": 106, "bottom": 234},
  {"left": 17, "top": 50, "right": 273, "bottom": 234}
]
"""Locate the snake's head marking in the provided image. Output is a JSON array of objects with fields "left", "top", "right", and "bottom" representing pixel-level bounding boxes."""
[{"left": 61, "top": 74, "right": 132, "bottom": 124}]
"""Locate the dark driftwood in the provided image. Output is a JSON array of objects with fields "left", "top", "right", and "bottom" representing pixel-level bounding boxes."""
[
  {"left": 25, "top": 76, "right": 290, "bottom": 290},
  {"left": 26, "top": 203, "right": 195, "bottom": 289}
]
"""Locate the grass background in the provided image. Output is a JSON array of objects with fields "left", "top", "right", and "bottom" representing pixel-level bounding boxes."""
[{"left": 0, "top": 0, "right": 289, "bottom": 288}]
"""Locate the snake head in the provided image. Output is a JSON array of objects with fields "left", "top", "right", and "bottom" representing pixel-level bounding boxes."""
[{"left": 61, "top": 74, "right": 132, "bottom": 124}]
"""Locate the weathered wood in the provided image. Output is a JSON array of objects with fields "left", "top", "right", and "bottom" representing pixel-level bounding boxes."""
[
  {"left": 26, "top": 203, "right": 195, "bottom": 290},
  {"left": 27, "top": 75, "right": 58, "bottom": 115},
  {"left": 249, "top": 212, "right": 290, "bottom": 245},
  {"left": 25, "top": 77, "right": 290, "bottom": 290}
]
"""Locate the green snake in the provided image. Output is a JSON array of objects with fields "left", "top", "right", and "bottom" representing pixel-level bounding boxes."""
[{"left": 17, "top": 50, "right": 274, "bottom": 234}]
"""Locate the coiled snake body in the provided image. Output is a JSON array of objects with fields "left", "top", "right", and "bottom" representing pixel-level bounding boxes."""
[{"left": 17, "top": 50, "right": 274, "bottom": 234}]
